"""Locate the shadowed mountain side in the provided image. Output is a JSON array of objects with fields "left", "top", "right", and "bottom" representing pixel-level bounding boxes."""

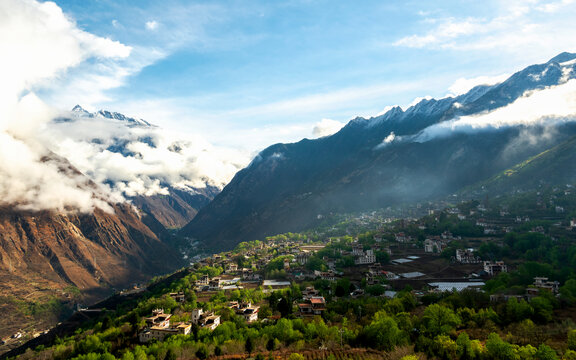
[
  {"left": 180, "top": 52, "right": 576, "bottom": 251},
  {"left": 466, "top": 134, "right": 576, "bottom": 194},
  {"left": 181, "top": 124, "right": 576, "bottom": 251}
]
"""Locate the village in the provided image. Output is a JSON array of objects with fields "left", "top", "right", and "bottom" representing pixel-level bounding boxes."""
[
  {"left": 128, "top": 186, "right": 576, "bottom": 344},
  {"left": 4, "top": 185, "right": 576, "bottom": 360}
]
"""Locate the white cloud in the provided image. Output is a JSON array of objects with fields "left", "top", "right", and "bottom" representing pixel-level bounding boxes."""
[
  {"left": 393, "top": 17, "right": 492, "bottom": 49},
  {"left": 46, "top": 45, "right": 167, "bottom": 109},
  {"left": 393, "top": 1, "right": 576, "bottom": 56},
  {"left": 0, "top": 0, "right": 137, "bottom": 213},
  {"left": 447, "top": 74, "right": 510, "bottom": 96},
  {"left": 0, "top": 0, "right": 130, "bottom": 102},
  {"left": 145, "top": 20, "right": 159, "bottom": 31},
  {"left": 312, "top": 118, "right": 346, "bottom": 138},
  {"left": 415, "top": 79, "right": 576, "bottom": 142},
  {"left": 383, "top": 132, "right": 396, "bottom": 143},
  {"left": 43, "top": 114, "right": 251, "bottom": 198},
  {"left": 537, "top": 0, "right": 575, "bottom": 12}
]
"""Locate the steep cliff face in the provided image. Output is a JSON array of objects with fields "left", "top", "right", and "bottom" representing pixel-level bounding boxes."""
[{"left": 0, "top": 203, "right": 183, "bottom": 293}]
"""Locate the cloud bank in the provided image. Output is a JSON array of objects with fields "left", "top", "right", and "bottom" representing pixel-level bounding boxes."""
[
  {"left": 0, "top": 0, "right": 249, "bottom": 213},
  {"left": 44, "top": 111, "right": 249, "bottom": 198},
  {"left": 415, "top": 79, "right": 576, "bottom": 142},
  {"left": 0, "top": 0, "right": 132, "bottom": 213}
]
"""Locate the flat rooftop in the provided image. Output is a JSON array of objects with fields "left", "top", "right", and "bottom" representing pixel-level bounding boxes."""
[{"left": 400, "top": 271, "right": 425, "bottom": 278}]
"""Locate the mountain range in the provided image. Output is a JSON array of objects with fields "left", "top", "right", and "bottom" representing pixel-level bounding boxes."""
[
  {"left": 3, "top": 52, "right": 576, "bottom": 329},
  {"left": 180, "top": 52, "right": 576, "bottom": 251}
]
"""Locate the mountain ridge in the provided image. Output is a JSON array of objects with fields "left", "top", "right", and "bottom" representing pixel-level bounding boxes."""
[{"left": 180, "top": 52, "right": 576, "bottom": 251}]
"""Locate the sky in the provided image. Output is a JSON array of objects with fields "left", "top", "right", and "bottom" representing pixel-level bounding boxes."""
[
  {"left": 10, "top": 0, "right": 576, "bottom": 153},
  {"left": 1, "top": 0, "right": 576, "bottom": 212}
]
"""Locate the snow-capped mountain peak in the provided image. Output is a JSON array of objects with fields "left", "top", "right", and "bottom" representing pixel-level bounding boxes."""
[
  {"left": 71, "top": 104, "right": 91, "bottom": 115},
  {"left": 95, "top": 109, "right": 153, "bottom": 127},
  {"left": 69, "top": 105, "right": 154, "bottom": 127}
]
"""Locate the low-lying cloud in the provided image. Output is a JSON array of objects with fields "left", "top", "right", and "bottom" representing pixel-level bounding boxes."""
[
  {"left": 414, "top": 79, "right": 576, "bottom": 142},
  {"left": 43, "top": 112, "right": 249, "bottom": 198}
]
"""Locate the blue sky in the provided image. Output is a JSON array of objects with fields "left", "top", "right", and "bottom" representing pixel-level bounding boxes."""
[{"left": 36, "top": 0, "right": 576, "bottom": 151}]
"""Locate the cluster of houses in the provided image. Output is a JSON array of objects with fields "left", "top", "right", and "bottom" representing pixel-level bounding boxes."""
[
  {"left": 352, "top": 243, "right": 376, "bottom": 265},
  {"left": 297, "top": 287, "right": 327, "bottom": 316},
  {"left": 139, "top": 302, "right": 261, "bottom": 343},
  {"left": 424, "top": 231, "right": 461, "bottom": 254},
  {"left": 490, "top": 276, "right": 562, "bottom": 302},
  {"left": 229, "top": 301, "right": 260, "bottom": 322},
  {"left": 365, "top": 264, "right": 397, "bottom": 285},
  {"left": 138, "top": 309, "right": 191, "bottom": 343}
]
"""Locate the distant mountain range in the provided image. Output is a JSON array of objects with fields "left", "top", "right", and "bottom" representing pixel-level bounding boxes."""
[{"left": 180, "top": 52, "right": 576, "bottom": 251}]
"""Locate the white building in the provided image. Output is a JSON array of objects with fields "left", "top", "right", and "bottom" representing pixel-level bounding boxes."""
[
  {"left": 191, "top": 309, "right": 221, "bottom": 330},
  {"left": 139, "top": 309, "right": 191, "bottom": 343},
  {"left": 354, "top": 249, "right": 376, "bottom": 265},
  {"left": 483, "top": 261, "right": 507, "bottom": 276},
  {"left": 456, "top": 249, "right": 481, "bottom": 264},
  {"left": 230, "top": 302, "right": 259, "bottom": 322}
]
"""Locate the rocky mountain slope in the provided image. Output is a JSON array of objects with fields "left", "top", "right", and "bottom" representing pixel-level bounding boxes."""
[
  {"left": 0, "top": 203, "right": 181, "bottom": 294},
  {"left": 181, "top": 52, "right": 576, "bottom": 251},
  {"left": 0, "top": 151, "right": 184, "bottom": 299}
]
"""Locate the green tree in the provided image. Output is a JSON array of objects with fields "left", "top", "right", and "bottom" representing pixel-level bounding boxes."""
[
  {"left": 569, "top": 329, "right": 576, "bottom": 351},
  {"left": 267, "top": 337, "right": 276, "bottom": 351},
  {"left": 534, "top": 344, "right": 559, "bottom": 360},
  {"left": 214, "top": 345, "right": 222, "bottom": 356},
  {"left": 334, "top": 278, "right": 351, "bottom": 297},
  {"left": 485, "top": 333, "right": 516, "bottom": 360},
  {"left": 530, "top": 296, "right": 554, "bottom": 323},
  {"left": 360, "top": 311, "right": 406, "bottom": 351},
  {"left": 420, "top": 304, "right": 461, "bottom": 336},
  {"left": 506, "top": 297, "right": 533, "bottom": 323},
  {"left": 165, "top": 348, "right": 177, "bottom": 360},
  {"left": 278, "top": 296, "right": 292, "bottom": 318},
  {"left": 305, "top": 256, "right": 326, "bottom": 271},
  {"left": 560, "top": 279, "right": 576, "bottom": 303},
  {"left": 433, "top": 334, "right": 457, "bottom": 360}
]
